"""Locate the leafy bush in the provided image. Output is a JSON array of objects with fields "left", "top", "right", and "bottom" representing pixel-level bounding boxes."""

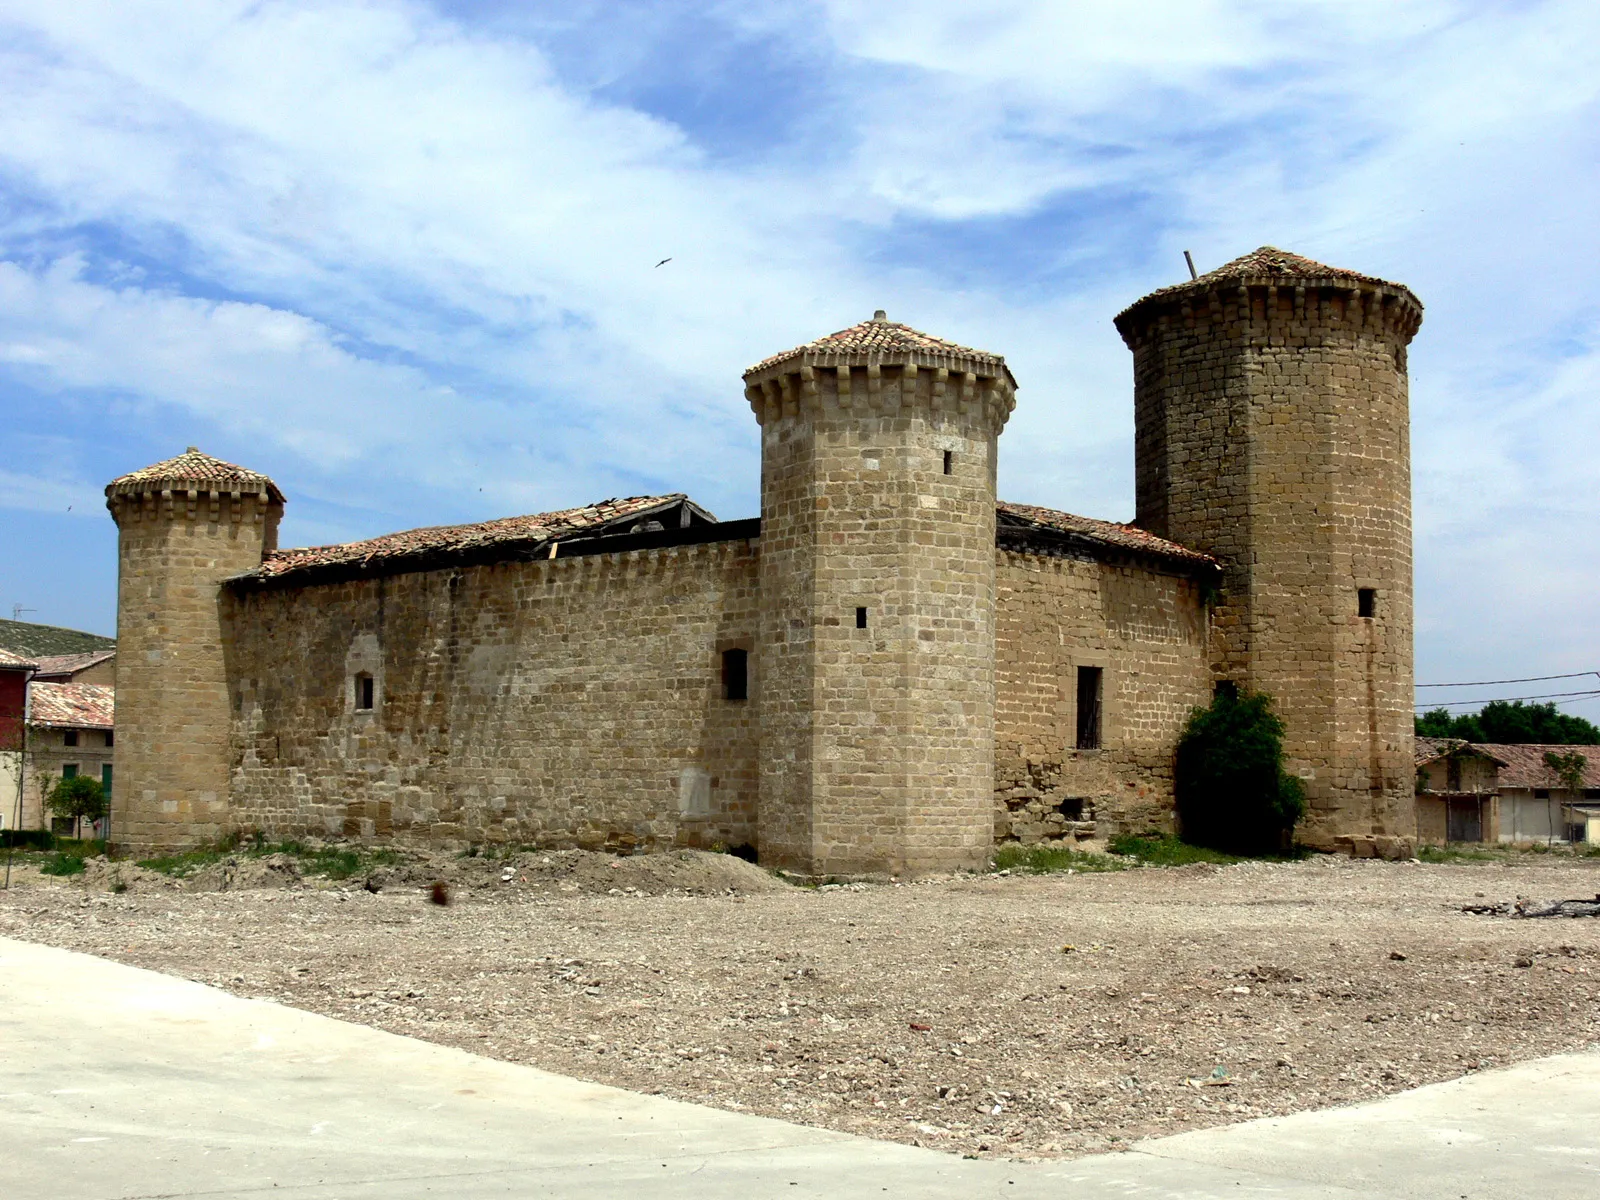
[
  {"left": 1175, "top": 689, "right": 1306, "bottom": 855},
  {"left": 45, "top": 775, "right": 106, "bottom": 835}
]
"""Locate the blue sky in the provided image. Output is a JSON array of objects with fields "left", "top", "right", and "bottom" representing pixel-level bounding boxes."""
[{"left": 1, "top": 0, "right": 1597, "bottom": 719}]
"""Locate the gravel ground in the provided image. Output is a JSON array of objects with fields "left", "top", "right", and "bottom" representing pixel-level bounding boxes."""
[{"left": 4, "top": 850, "right": 1599, "bottom": 1161}]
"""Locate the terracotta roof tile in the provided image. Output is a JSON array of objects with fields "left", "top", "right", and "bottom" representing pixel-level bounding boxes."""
[
  {"left": 996, "top": 501, "right": 1217, "bottom": 568},
  {"left": 30, "top": 650, "right": 115, "bottom": 678},
  {"left": 1413, "top": 736, "right": 1509, "bottom": 768},
  {"left": 107, "top": 447, "right": 284, "bottom": 504},
  {"left": 28, "top": 682, "right": 114, "bottom": 730},
  {"left": 0, "top": 648, "right": 38, "bottom": 671},
  {"left": 242, "top": 494, "right": 708, "bottom": 583},
  {"left": 1478, "top": 744, "right": 1600, "bottom": 791},
  {"left": 748, "top": 312, "right": 1010, "bottom": 380},
  {"left": 1116, "top": 245, "right": 1421, "bottom": 327}
]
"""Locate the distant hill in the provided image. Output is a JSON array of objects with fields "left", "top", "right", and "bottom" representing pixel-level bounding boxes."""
[{"left": 0, "top": 618, "right": 116, "bottom": 658}]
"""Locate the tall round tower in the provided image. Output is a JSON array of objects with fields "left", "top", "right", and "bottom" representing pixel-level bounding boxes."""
[
  {"left": 1115, "top": 248, "right": 1422, "bottom": 846},
  {"left": 746, "top": 312, "right": 1016, "bottom": 876},
  {"left": 105, "top": 449, "right": 284, "bottom": 855}
]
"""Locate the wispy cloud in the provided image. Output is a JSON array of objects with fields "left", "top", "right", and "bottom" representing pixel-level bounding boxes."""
[{"left": 0, "top": 0, "right": 1596, "bottom": 688}]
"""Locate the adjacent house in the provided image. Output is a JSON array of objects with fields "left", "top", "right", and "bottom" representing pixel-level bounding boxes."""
[
  {"left": 1, "top": 648, "right": 36, "bottom": 831},
  {"left": 1482, "top": 743, "right": 1600, "bottom": 846},
  {"left": 1414, "top": 737, "right": 1507, "bottom": 844},
  {"left": 1414, "top": 736, "right": 1599, "bottom": 846},
  {"left": 30, "top": 650, "right": 116, "bottom": 686},
  {"left": 23, "top": 683, "right": 115, "bottom": 837}
]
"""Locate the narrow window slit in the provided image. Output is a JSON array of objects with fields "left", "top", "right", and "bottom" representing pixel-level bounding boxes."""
[
  {"left": 856, "top": 607, "right": 868, "bottom": 629},
  {"left": 721, "top": 648, "right": 748, "bottom": 701},
  {"left": 943, "top": 450, "right": 953, "bottom": 475},
  {"left": 1358, "top": 588, "right": 1376, "bottom": 618}
]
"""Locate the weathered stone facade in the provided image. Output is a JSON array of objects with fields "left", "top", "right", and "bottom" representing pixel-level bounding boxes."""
[
  {"left": 107, "top": 247, "right": 1423, "bottom": 872},
  {"left": 225, "top": 538, "right": 760, "bottom": 853},
  {"left": 993, "top": 550, "right": 1213, "bottom": 843}
]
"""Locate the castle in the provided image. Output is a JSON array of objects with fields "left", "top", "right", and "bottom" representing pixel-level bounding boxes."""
[{"left": 105, "top": 247, "right": 1422, "bottom": 874}]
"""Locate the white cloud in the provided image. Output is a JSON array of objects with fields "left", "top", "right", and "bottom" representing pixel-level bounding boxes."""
[{"left": 0, "top": 0, "right": 1596, "bottom": 685}]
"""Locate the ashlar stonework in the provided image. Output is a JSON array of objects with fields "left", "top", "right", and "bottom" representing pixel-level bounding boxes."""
[{"left": 107, "top": 251, "right": 1423, "bottom": 872}]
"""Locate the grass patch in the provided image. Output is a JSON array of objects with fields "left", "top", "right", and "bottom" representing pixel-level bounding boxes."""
[
  {"left": 992, "top": 842, "right": 1126, "bottom": 874},
  {"left": 1416, "top": 842, "right": 1600, "bottom": 864},
  {"left": 137, "top": 838, "right": 405, "bottom": 880},
  {"left": 1108, "top": 834, "right": 1241, "bottom": 867},
  {"left": 39, "top": 852, "right": 86, "bottom": 877}
]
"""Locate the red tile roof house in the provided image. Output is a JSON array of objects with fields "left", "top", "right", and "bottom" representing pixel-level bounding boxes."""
[
  {"left": 1414, "top": 737, "right": 1600, "bottom": 846},
  {"left": 24, "top": 683, "right": 115, "bottom": 838},
  {"left": 1484, "top": 744, "right": 1600, "bottom": 846},
  {"left": 0, "top": 649, "right": 36, "bottom": 832}
]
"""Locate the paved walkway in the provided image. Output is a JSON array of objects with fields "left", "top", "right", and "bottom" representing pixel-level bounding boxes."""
[{"left": 2, "top": 935, "right": 1597, "bottom": 1198}]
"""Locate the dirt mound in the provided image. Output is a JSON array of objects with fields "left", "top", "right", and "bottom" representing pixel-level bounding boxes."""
[
  {"left": 363, "top": 847, "right": 790, "bottom": 897},
  {"left": 184, "top": 853, "right": 303, "bottom": 893},
  {"left": 78, "top": 857, "right": 174, "bottom": 893}
]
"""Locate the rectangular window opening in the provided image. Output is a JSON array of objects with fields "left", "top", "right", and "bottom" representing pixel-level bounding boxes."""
[
  {"left": 1358, "top": 588, "right": 1376, "bottom": 618},
  {"left": 104, "top": 729, "right": 114, "bottom": 747},
  {"left": 721, "top": 648, "right": 748, "bottom": 701},
  {"left": 63, "top": 729, "right": 78, "bottom": 747},
  {"left": 1075, "top": 666, "right": 1103, "bottom": 750},
  {"left": 855, "top": 606, "right": 868, "bottom": 630},
  {"left": 943, "top": 449, "right": 953, "bottom": 475},
  {"left": 355, "top": 673, "right": 375, "bottom": 710},
  {"left": 101, "top": 763, "right": 113, "bottom": 799},
  {"left": 62, "top": 763, "right": 78, "bottom": 780}
]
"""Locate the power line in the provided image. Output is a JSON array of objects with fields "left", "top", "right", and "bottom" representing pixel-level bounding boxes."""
[
  {"left": 1416, "top": 689, "right": 1600, "bottom": 710},
  {"left": 1416, "top": 670, "right": 1600, "bottom": 688}
]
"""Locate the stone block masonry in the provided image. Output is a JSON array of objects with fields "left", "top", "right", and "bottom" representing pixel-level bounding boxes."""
[
  {"left": 994, "top": 550, "right": 1213, "bottom": 842},
  {"left": 225, "top": 538, "right": 761, "bottom": 853}
]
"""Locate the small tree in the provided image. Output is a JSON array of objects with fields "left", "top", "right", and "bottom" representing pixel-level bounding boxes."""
[
  {"left": 1175, "top": 689, "right": 1306, "bottom": 855},
  {"left": 45, "top": 775, "right": 105, "bottom": 840},
  {"left": 1543, "top": 750, "right": 1588, "bottom": 794}
]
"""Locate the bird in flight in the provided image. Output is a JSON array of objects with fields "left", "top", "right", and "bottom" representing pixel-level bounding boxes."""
[{"left": 654, "top": 257, "right": 672, "bottom": 268}]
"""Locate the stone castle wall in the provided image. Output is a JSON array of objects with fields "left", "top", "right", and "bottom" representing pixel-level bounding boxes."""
[
  {"left": 224, "top": 538, "right": 761, "bottom": 852},
  {"left": 1123, "top": 282, "right": 1419, "bottom": 845},
  {"left": 993, "top": 549, "right": 1212, "bottom": 843}
]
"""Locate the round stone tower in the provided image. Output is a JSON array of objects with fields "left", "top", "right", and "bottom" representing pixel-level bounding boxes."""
[
  {"left": 1114, "top": 248, "right": 1423, "bottom": 846},
  {"left": 745, "top": 312, "right": 1016, "bottom": 876},
  {"left": 105, "top": 448, "right": 284, "bottom": 854}
]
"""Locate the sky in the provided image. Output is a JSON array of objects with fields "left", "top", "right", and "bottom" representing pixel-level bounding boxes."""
[{"left": 0, "top": 0, "right": 1596, "bottom": 720}]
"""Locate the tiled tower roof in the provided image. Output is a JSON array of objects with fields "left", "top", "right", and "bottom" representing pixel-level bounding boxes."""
[
  {"left": 106, "top": 448, "right": 285, "bottom": 504},
  {"left": 1115, "top": 246, "right": 1422, "bottom": 331},
  {"left": 747, "top": 311, "right": 1014, "bottom": 386}
]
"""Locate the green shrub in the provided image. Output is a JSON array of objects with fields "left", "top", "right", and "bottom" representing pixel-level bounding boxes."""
[
  {"left": 40, "top": 852, "right": 86, "bottom": 877},
  {"left": 1, "top": 829, "right": 56, "bottom": 850},
  {"left": 1175, "top": 689, "right": 1306, "bottom": 855}
]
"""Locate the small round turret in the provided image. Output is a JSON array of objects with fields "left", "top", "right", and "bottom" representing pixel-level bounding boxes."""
[
  {"left": 745, "top": 314, "right": 1016, "bottom": 876},
  {"left": 106, "top": 448, "right": 285, "bottom": 853}
]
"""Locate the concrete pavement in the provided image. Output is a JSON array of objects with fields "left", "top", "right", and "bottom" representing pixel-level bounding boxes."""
[{"left": 2, "top": 935, "right": 1596, "bottom": 1198}]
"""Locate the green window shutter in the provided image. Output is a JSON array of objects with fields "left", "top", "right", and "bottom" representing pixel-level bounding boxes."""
[
  {"left": 101, "top": 764, "right": 113, "bottom": 797},
  {"left": 62, "top": 764, "right": 78, "bottom": 780}
]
